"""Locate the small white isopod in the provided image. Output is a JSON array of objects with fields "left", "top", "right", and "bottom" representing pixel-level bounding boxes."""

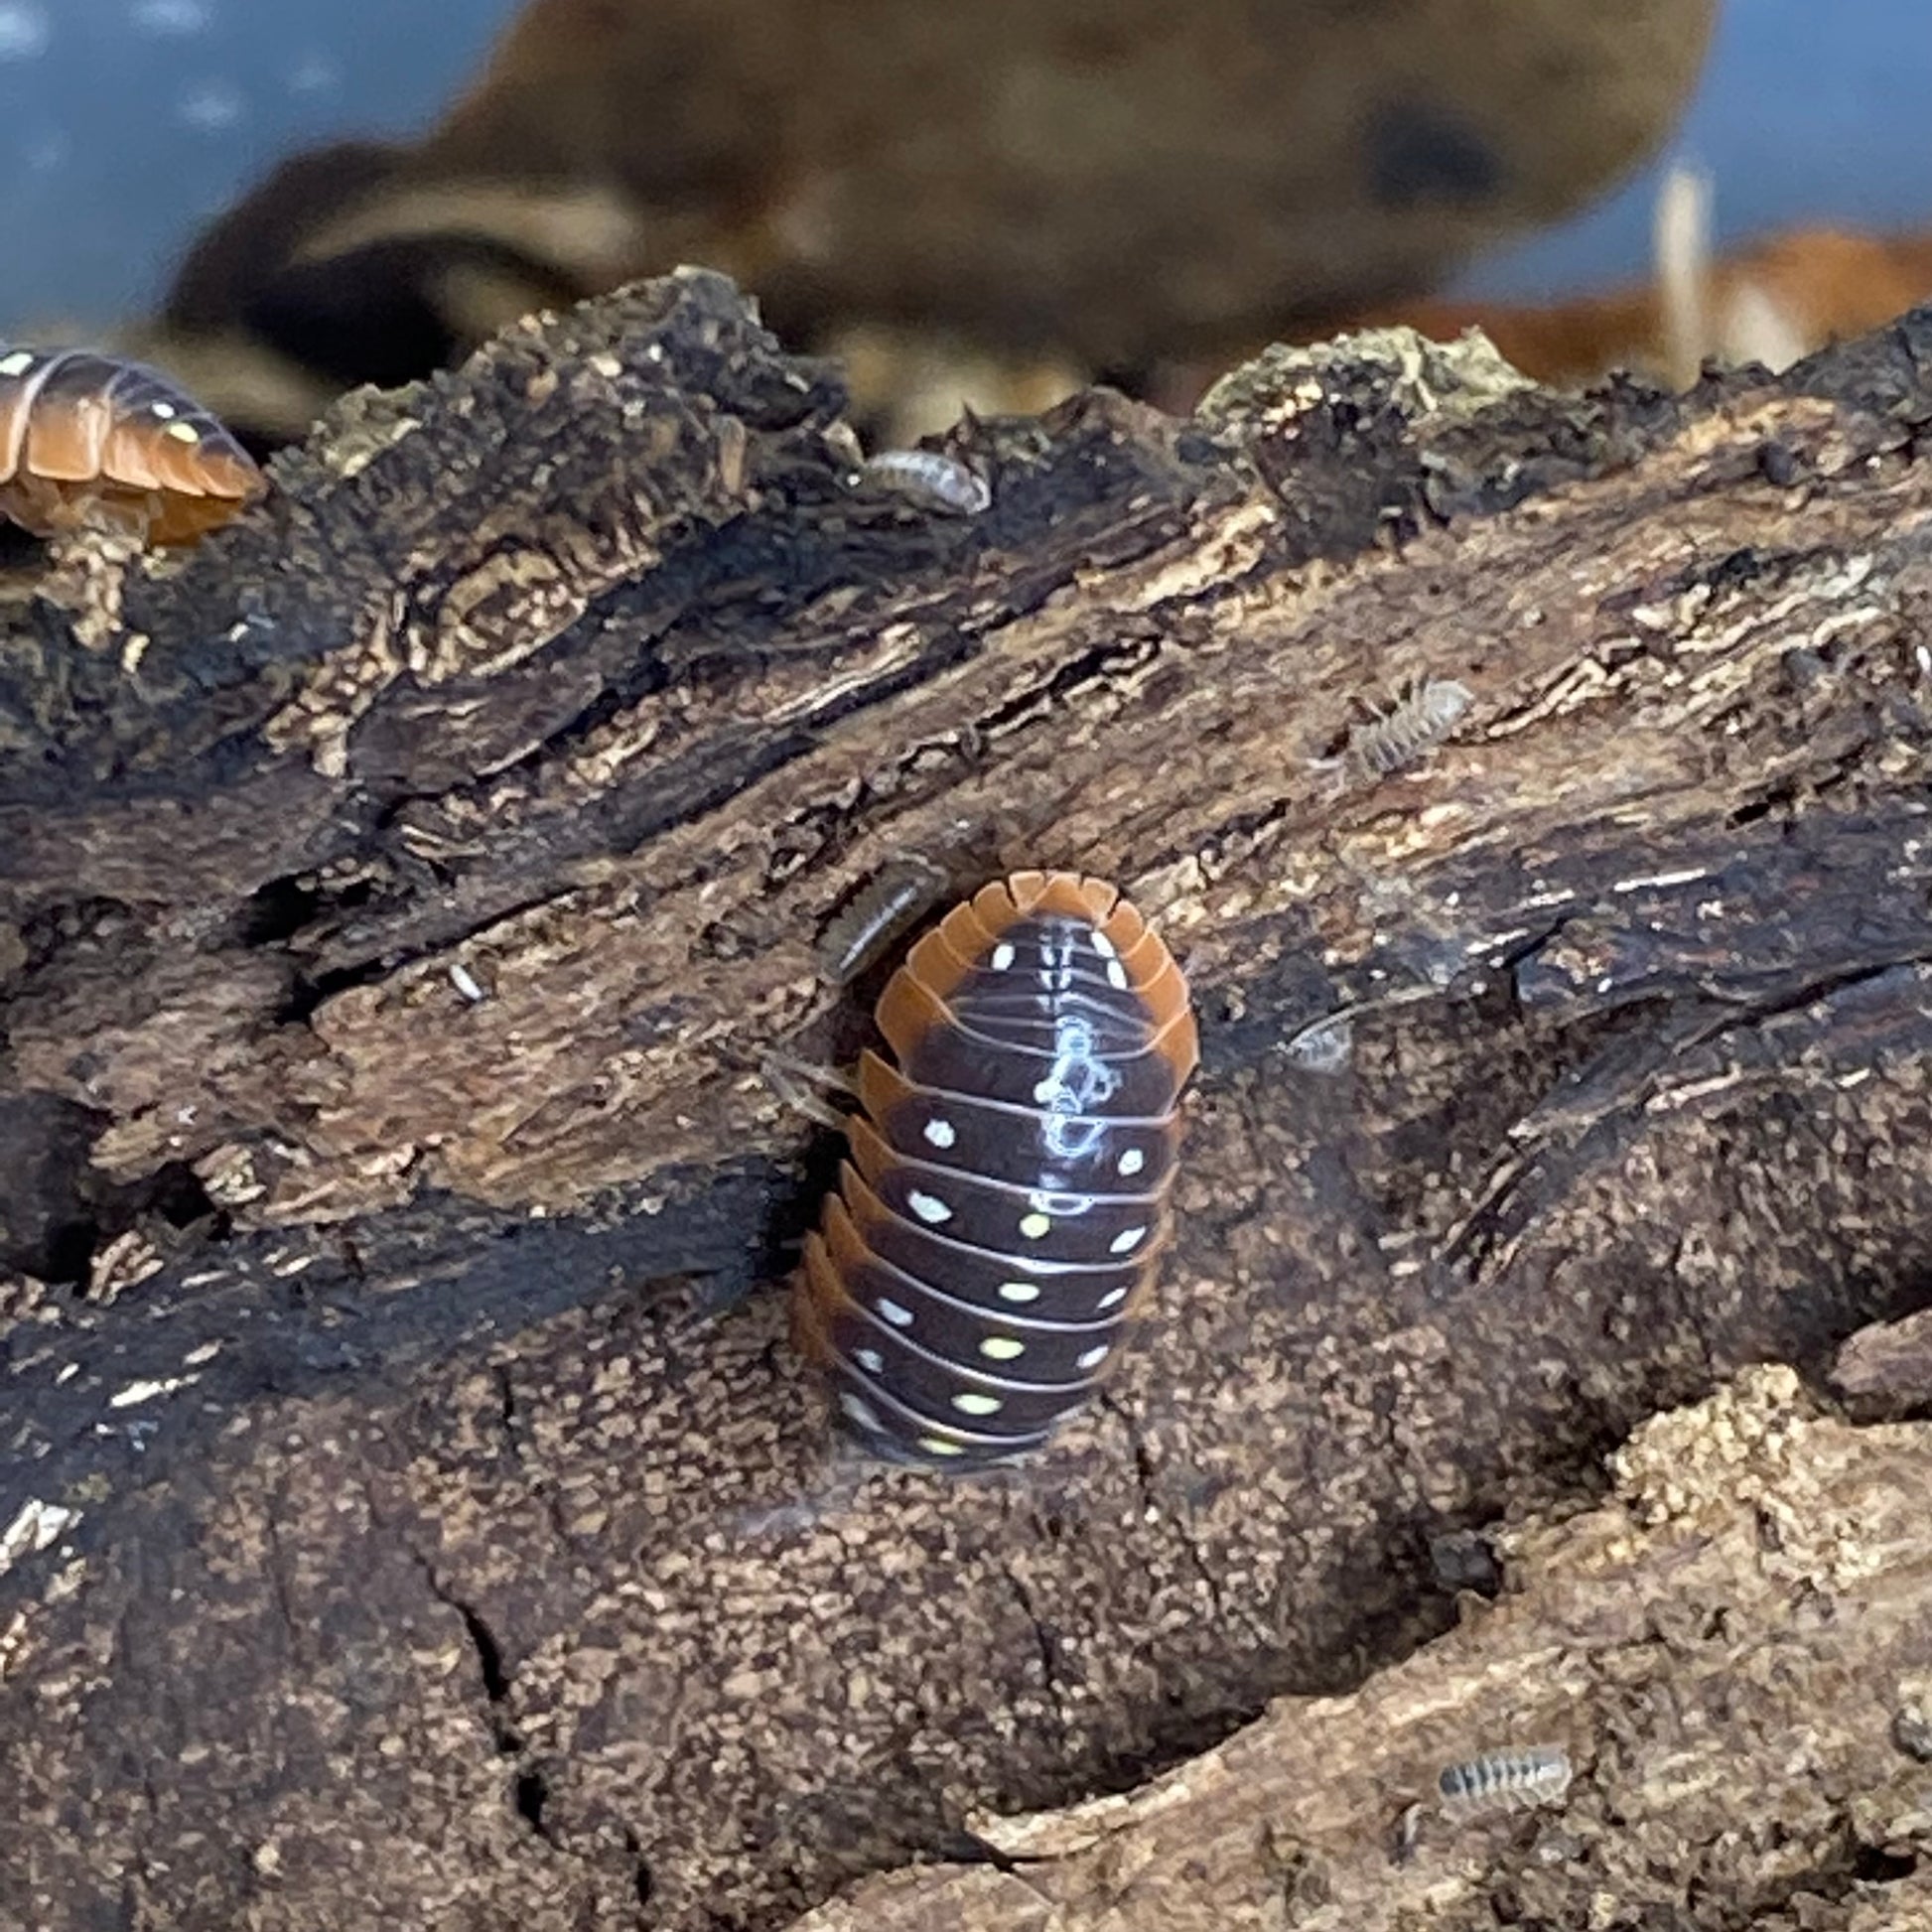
[
  {"left": 1313, "top": 675, "right": 1474, "bottom": 790},
  {"left": 857, "top": 449, "right": 992, "bottom": 515},
  {"left": 1437, "top": 1743, "right": 1573, "bottom": 1818}
]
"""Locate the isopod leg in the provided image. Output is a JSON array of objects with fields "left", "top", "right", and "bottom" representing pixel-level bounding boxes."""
[
  {"left": 1304, "top": 751, "right": 1349, "bottom": 804},
  {"left": 761, "top": 1049, "right": 858, "bottom": 1131}
]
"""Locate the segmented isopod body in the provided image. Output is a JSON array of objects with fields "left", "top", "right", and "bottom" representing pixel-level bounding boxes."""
[
  {"left": 793, "top": 870, "right": 1197, "bottom": 1469},
  {"left": 858, "top": 448, "right": 992, "bottom": 515},
  {"left": 1437, "top": 1744, "right": 1573, "bottom": 1817},
  {"left": 815, "top": 858, "right": 950, "bottom": 986},
  {"left": 1342, "top": 676, "right": 1473, "bottom": 778},
  {"left": 0, "top": 346, "right": 264, "bottom": 545}
]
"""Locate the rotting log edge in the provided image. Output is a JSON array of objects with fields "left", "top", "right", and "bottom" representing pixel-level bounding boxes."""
[
  {"left": 790, "top": 1367, "right": 1932, "bottom": 1931},
  {"left": 2, "top": 271, "right": 1932, "bottom": 1929}
]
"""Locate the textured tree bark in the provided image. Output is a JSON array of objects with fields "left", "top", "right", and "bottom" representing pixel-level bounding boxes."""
[
  {"left": 5, "top": 271, "right": 1932, "bottom": 1930},
  {"left": 791, "top": 1366, "right": 1932, "bottom": 1931}
]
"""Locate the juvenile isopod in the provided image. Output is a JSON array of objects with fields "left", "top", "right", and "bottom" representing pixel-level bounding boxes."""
[
  {"left": 0, "top": 345, "right": 264, "bottom": 545},
  {"left": 1314, "top": 675, "right": 1474, "bottom": 788},
  {"left": 815, "top": 858, "right": 950, "bottom": 986},
  {"left": 857, "top": 448, "right": 992, "bottom": 515},
  {"left": 1282, "top": 1013, "right": 1353, "bottom": 1074},
  {"left": 792, "top": 870, "right": 1197, "bottom": 1469},
  {"left": 1437, "top": 1744, "right": 1573, "bottom": 1817}
]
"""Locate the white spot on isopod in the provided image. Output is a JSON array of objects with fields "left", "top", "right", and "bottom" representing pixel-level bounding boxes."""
[
  {"left": 1091, "top": 930, "right": 1117, "bottom": 959},
  {"left": 1109, "top": 1225, "right": 1148, "bottom": 1254},
  {"left": 1076, "top": 1344, "right": 1109, "bottom": 1370},
  {"left": 991, "top": 942, "right": 1016, "bottom": 971},
  {"left": 922, "top": 1117, "right": 957, "bottom": 1150},
  {"left": 998, "top": 1281, "right": 1041, "bottom": 1304},
  {"left": 149, "top": 400, "right": 177, "bottom": 420},
  {"left": 854, "top": 1347, "right": 884, "bottom": 1374},
  {"left": 1106, "top": 960, "right": 1129, "bottom": 990},
  {"left": 0, "top": 350, "right": 35, "bottom": 377},
  {"left": 1096, "top": 1285, "right": 1130, "bottom": 1310},
  {"left": 1117, "top": 1148, "right": 1146, "bottom": 1177},
  {"left": 839, "top": 1392, "right": 884, "bottom": 1431},
  {"left": 907, "top": 1190, "right": 951, "bottom": 1224},
  {"left": 876, "top": 1298, "right": 913, "bottom": 1327},
  {"left": 979, "top": 1336, "right": 1026, "bottom": 1361}
]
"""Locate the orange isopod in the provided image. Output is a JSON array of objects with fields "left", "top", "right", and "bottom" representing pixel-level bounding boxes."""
[
  {"left": 0, "top": 345, "right": 264, "bottom": 545},
  {"left": 792, "top": 870, "right": 1198, "bottom": 1469}
]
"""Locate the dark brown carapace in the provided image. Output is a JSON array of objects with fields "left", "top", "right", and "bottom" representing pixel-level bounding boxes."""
[
  {"left": 793, "top": 870, "right": 1197, "bottom": 1469},
  {"left": 0, "top": 346, "right": 264, "bottom": 545}
]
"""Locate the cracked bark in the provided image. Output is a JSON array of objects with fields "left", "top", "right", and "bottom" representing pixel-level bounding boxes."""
[
  {"left": 794, "top": 1368, "right": 1932, "bottom": 1931},
  {"left": 4, "top": 271, "right": 1932, "bottom": 1929}
]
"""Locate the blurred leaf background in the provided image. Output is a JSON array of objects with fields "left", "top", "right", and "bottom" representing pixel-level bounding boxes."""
[
  {"left": 2, "top": 1, "right": 1927, "bottom": 448},
  {"left": 0, "top": 2, "right": 1920, "bottom": 331}
]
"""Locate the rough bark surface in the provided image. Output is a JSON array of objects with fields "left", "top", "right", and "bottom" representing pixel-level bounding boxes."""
[
  {"left": 794, "top": 1367, "right": 1932, "bottom": 1931},
  {"left": 5, "top": 271, "right": 1932, "bottom": 1930}
]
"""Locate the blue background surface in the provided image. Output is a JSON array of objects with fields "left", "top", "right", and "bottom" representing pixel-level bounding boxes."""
[
  {"left": 0, "top": 1, "right": 1923, "bottom": 331},
  {"left": 1459, "top": 1, "right": 1932, "bottom": 298},
  {"left": 0, "top": 0, "right": 518, "bottom": 330}
]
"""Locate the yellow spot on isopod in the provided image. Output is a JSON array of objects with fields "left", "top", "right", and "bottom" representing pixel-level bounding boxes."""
[
  {"left": 164, "top": 421, "right": 202, "bottom": 444},
  {"left": 1019, "top": 1212, "right": 1051, "bottom": 1240},
  {"left": 979, "top": 1337, "right": 1026, "bottom": 1362},
  {"left": 917, "top": 1436, "right": 966, "bottom": 1457},
  {"left": 952, "top": 1392, "right": 1003, "bottom": 1417}
]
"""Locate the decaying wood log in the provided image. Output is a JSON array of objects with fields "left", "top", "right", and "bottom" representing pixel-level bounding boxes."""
[
  {"left": 792, "top": 1366, "right": 1932, "bottom": 1931},
  {"left": 6, "top": 269, "right": 1932, "bottom": 1929}
]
